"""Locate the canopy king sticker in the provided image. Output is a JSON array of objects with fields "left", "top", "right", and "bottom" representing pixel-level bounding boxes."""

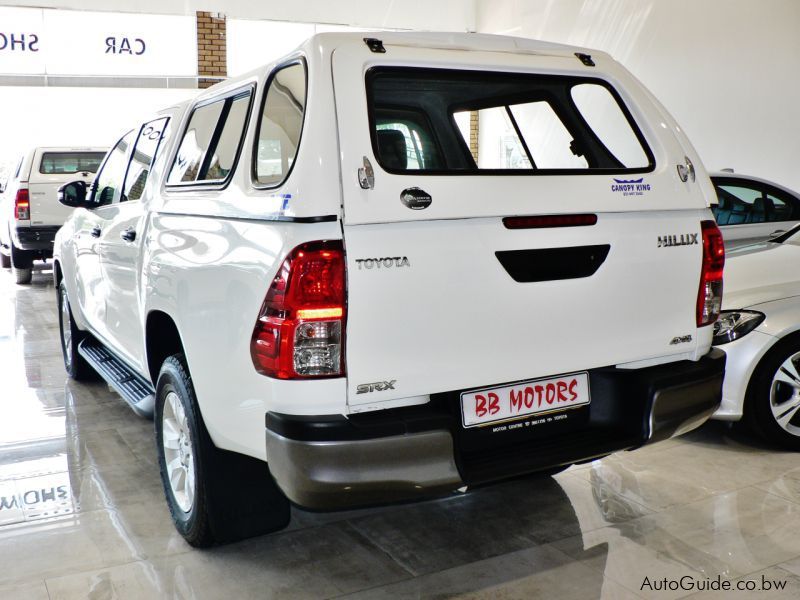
[{"left": 611, "top": 177, "right": 651, "bottom": 197}]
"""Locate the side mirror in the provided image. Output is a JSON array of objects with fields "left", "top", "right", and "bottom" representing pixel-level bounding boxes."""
[
  {"left": 0, "top": 182, "right": 5, "bottom": 194},
  {"left": 58, "top": 180, "right": 90, "bottom": 208}
]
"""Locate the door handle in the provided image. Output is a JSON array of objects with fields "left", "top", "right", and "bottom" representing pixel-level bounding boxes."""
[
  {"left": 90, "top": 226, "right": 102, "bottom": 238},
  {"left": 121, "top": 228, "right": 136, "bottom": 242},
  {"left": 771, "top": 229, "right": 786, "bottom": 236}
]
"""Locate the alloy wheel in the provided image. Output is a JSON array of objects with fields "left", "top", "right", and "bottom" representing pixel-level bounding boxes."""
[{"left": 162, "top": 391, "right": 196, "bottom": 512}]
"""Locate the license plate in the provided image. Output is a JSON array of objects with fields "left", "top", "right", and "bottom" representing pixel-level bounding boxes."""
[{"left": 461, "top": 372, "right": 590, "bottom": 428}]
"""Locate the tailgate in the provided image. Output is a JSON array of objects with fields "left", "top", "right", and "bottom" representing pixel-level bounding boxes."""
[
  {"left": 27, "top": 149, "right": 104, "bottom": 227},
  {"left": 332, "top": 41, "right": 713, "bottom": 408}
]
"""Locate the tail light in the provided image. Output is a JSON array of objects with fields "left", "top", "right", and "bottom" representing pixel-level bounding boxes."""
[
  {"left": 697, "top": 220, "right": 725, "bottom": 327},
  {"left": 14, "top": 188, "right": 30, "bottom": 220},
  {"left": 251, "top": 240, "right": 346, "bottom": 379}
]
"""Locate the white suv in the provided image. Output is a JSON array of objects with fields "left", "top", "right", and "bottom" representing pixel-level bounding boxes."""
[
  {"left": 0, "top": 147, "right": 106, "bottom": 283},
  {"left": 53, "top": 33, "right": 726, "bottom": 547}
]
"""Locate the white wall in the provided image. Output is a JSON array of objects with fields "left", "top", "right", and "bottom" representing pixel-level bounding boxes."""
[
  {"left": 4, "top": 0, "right": 476, "bottom": 31},
  {"left": 0, "top": 1, "right": 476, "bottom": 179},
  {"left": 0, "top": 87, "right": 195, "bottom": 178},
  {"left": 227, "top": 20, "right": 399, "bottom": 77},
  {"left": 477, "top": 0, "right": 800, "bottom": 191}
]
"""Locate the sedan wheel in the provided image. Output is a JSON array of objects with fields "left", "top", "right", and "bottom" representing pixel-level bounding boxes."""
[
  {"left": 747, "top": 335, "right": 800, "bottom": 450},
  {"left": 768, "top": 353, "right": 800, "bottom": 437}
]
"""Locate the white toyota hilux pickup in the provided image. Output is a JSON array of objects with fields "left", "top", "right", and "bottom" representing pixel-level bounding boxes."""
[
  {"left": 1, "top": 147, "right": 106, "bottom": 283},
  {"left": 53, "top": 32, "right": 726, "bottom": 547}
]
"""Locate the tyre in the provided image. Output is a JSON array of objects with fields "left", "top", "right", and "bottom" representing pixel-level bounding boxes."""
[
  {"left": 57, "top": 281, "right": 94, "bottom": 380},
  {"left": 155, "top": 355, "right": 290, "bottom": 547},
  {"left": 10, "top": 244, "right": 32, "bottom": 284},
  {"left": 0, "top": 250, "right": 9, "bottom": 269},
  {"left": 745, "top": 334, "right": 800, "bottom": 450},
  {"left": 13, "top": 265, "right": 32, "bottom": 284}
]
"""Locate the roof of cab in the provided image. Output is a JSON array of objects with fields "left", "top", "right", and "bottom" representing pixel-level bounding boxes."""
[{"left": 197, "top": 31, "right": 606, "bottom": 99}]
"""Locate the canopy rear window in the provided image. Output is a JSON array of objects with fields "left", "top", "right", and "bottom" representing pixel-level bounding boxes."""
[
  {"left": 366, "top": 67, "right": 653, "bottom": 175},
  {"left": 39, "top": 152, "right": 105, "bottom": 175}
]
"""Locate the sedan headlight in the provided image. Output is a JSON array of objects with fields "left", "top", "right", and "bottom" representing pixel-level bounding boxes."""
[{"left": 712, "top": 310, "right": 765, "bottom": 345}]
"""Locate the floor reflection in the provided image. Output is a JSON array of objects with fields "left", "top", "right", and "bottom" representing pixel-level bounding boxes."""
[
  {"left": 1, "top": 263, "right": 75, "bottom": 528},
  {"left": 2, "top": 264, "right": 800, "bottom": 598}
]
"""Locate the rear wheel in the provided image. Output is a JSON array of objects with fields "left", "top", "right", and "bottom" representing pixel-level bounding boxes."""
[
  {"left": 155, "top": 355, "right": 290, "bottom": 547},
  {"left": 11, "top": 243, "right": 32, "bottom": 284},
  {"left": 0, "top": 249, "right": 10, "bottom": 269},
  {"left": 746, "top": 334, "right": 800, "bottom": 450},
  {"left": 57, "top": 281, "right": 94, "bottom": 380}
]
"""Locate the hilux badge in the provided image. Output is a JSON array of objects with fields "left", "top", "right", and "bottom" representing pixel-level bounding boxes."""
[
  {"left": 658, "top": 234, "right": 699, "bottom": 248},
  {"left": 400, "top": 187, "right": 432, "bottom": 210}
]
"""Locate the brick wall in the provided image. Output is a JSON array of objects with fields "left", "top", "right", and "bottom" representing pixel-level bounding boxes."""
[
  {"left": 197, "top": 11, "right": 227, "bottom": 89},
  {"left": 469, "top": 110, "right": 479, "bottom": 163}
]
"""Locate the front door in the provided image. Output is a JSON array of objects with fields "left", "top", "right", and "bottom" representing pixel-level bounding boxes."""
[
  {"left": 73, "top": 132, "right": 135, "bottom": 342},
  {"left": 100, "top": 117, "right": 170, "bottom": 370}
]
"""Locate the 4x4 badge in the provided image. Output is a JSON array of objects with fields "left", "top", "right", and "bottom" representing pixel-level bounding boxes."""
[{"left": 400, "top": 187, "right": 432, "bottom": 210}]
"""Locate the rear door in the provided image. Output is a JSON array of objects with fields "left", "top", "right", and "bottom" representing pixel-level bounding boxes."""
[
  {"left": 332, "top": 41, "right": 712, "bottom": 408},
  {"left": 28, "top": 149, "right": 105, "bottom": 227}
]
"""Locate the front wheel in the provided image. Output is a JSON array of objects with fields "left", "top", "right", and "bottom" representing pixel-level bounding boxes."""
[
  {"left": 155, "top": 355, "right": 290, "bottom": 547},
  {"left": 746, "top": 334, "right": 800, "bottom": 450},
  {"left": 57, "top": 281, "right": 94, "bottom": 380}
]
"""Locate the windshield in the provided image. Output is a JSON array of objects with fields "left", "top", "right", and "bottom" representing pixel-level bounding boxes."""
[{"left": 39, "top": 152, "right": 105, "bottom": 175}]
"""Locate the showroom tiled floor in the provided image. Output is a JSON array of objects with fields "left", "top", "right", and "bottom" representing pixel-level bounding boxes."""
[{"left": 3, "top": 265, "right": 800, "bottom": 599}]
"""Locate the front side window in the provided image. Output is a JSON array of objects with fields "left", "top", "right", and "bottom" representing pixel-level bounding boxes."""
[
  {"left": 39, "top": 152, "right": 105, "bottom": 175},
  {"left": 94, "top": 131, "right": 135, "bottom": 206},
  {"left": 254, "top": 62, "right": 307, "bottom": 186},
  {"left": 712, "top": 179, "right": 800, "bottom": 225},
  {"left": 122, "top": 117, "right": 170, "bottom": 202},
  {"left": 167, "top": 89, "right": 252, "bottom": 185},
  {"left": 367, "top": 67, "right": 653, "bottom": 174}
]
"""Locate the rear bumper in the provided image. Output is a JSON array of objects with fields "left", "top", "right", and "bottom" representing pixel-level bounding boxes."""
[
  {"left": 11, "top": 226, "right": 59, "bottom": 253},
  {"left": 266, "top": 348, "right": 725, "bottom": 510}
]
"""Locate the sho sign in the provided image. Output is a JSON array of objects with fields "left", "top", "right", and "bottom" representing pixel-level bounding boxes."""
[{"left": 0, "top": 7, "right": 197, "bottom": 77}]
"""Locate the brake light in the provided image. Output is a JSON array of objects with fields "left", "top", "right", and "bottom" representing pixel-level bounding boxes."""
[
  {"left": 697, "top": 220, "right": 725, "bottom": 327},
  {"left": 503, "top": 214, "right": 598, "bottom": 229},
  {"left": 250, "top": 241, "right": 346, "bottom": 379},
  {"left": 14, "top": 188, "right": 30, "bottom": 220}
]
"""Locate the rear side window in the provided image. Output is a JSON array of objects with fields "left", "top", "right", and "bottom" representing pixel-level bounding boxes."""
[
  {"left": 167, "top": 88, "right": 253, "bottom": 185},
  {"left": 253, "top": 62, "right": 307, "bottom": 186},
  {"left": 367, "top": 68, "right": 653, "bottom": 174},
  {"left": 39, "top": 152, "right": 105, "bottom": 175},
  {"left": 712, "top": 178, "right": 800, "bottom": 225}
]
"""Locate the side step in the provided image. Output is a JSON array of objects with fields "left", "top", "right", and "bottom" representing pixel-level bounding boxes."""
[{"left": 78, "top": 338, "right": 155, "bottom": 418}]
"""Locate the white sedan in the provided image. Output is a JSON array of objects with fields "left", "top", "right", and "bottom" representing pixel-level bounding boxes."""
[
  {"left": 713, "top": 227, "right": 800, "bottom": 448},
  {"left": 711, "top": 171, "right": 800, "bottom": 251}
]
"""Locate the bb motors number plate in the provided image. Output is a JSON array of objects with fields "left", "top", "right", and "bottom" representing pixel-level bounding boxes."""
[{"left": 460, "top": 372, "right": 590, "bottom": 428}]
